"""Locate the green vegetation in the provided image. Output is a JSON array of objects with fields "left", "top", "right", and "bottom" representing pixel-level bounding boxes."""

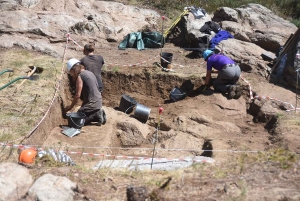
[
  {"left": 267, "top": 148, "right": 297, "bottom": 169},
  {"left": 214, "top": 168, "right": 228, "bottom": 178},
  {"left": 0, "top": 49, "right": 62, "bottom": 142},
  {"left": 238, "top": 149, "right": 297, "bottom": 170},
  {"left": 35, "top": 155, "right": 66, "bottom": 167},
  {"left": 135, "top": 0, "right": 300, "bottom": 27},
  {"left": 112, "top": 66, "right": 120, "bottom": 73}
]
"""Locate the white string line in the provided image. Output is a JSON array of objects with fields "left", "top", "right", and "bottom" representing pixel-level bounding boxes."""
[
  {"left": 240, "top": 75, "right": 300, "bottom": 111},
  {"left": 0, "top": 143, "right": 266, "bottom": 153},
  {"left": 0, "top": 144, "right": 214, "bottom": 163},
  {"left": 2, "top": 142, "right": 299, "bottom": 156},
  {"left": 69, "top": 35, "right": 202, "bottom": 68},
  {"left": 4, "top": 34, "right": 70, "bottom": 143},
  {"left": 4, "top": 33, "right": 298, "bottom": 147},
  {"left": 66, "top": 44, "right": 205, "bottom": 51},
  {"left": 105, "top": 55, "right": 159, "bottom": 67}
]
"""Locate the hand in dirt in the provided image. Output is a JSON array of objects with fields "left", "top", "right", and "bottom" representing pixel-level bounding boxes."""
[
  {"left": 208, "top": 79, "right": 214, "bottom": 87},
  {"left": 64, "top": 106, "right": 72, "bottom": 112},
  {"left": 197, "top": 85, "right": 208, "bottom": 93}
]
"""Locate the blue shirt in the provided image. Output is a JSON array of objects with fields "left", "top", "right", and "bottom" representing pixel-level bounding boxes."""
[{"left": 207, "top": 54, "right": 235, "bottom": 71}]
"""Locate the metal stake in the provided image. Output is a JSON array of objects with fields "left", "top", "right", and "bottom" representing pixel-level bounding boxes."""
[
  {"left": 296, "top": 52, "right": 300, "bottom": 112},
  {"left": 151, "top": 107, "right": 163, "bottom": 169},
  {"left": 296, "top": 69, "right": 298, "bottom": 113},
  {"left": 160, "top": 16, "right": 165, "bottom": 56}
]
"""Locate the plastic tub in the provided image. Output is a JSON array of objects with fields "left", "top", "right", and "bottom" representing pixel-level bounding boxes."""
[
  {"left": 119, "top": 94, "right": 138, "bottom": 114},
  {"left": 66, "top": 112, "right": 86, "bottom": 129},
  {"left": 160, "top": 52, "right": 173, "bottom": 68}
]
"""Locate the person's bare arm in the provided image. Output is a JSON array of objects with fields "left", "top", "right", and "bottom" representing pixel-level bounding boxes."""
[
  {"left": 205, "top": 70, "right": 212, "bottom": 85},
  {"left": 65, "top": 76, "right": 83, "bottom": 112}
]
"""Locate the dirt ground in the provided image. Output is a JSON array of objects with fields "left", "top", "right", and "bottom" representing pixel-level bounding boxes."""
[{"left": 1, "top": 42, "right": 300, "bottom": 200}]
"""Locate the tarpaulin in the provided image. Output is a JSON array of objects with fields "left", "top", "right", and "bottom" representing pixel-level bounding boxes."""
[{"left": 118, "top": 32, "right": 165, "bottom": 50}]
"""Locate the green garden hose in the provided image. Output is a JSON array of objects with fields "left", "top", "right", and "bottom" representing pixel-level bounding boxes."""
[
  {"left": 0, "top": 76, "right": 29, "bottom": 91},
  {"left": 0, "top": 69, "right": 13, "bottom": 76}
]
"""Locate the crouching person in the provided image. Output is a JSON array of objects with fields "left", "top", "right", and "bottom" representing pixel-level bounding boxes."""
[
  {"left": 65, "top": 58, "right": 106, "bottom": 126},
  {"left": 202, "top": 50, "right": 242, "bottom": 99}
]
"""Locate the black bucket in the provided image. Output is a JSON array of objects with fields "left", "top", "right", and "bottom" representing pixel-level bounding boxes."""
[
  {"left": 160, "top": 52, "right": 173, "bottom": 68},
  {"left": 66, "top": 112, "right": 86, "bottom": 129},
  {"left": 119, "top": 94, "right": 138, "bottom": 114},
  {"left": 134, "top": 103, "right": 151, "bottom": 122},
  {"left": 169, "top": 87, "right": 186, "bottom": 102}
]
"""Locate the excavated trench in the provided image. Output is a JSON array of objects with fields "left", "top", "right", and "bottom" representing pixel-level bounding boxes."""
[
  {"left": 24, "top": 70, "right": 282, "bottom": 168},
  {"left": 25, "top": 70, "right": 204, "bottom": 144}
]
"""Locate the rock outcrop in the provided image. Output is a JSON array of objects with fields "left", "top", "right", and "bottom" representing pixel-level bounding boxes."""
[
  {"left": 171, "top": 4, "right": 297, "bottom": 78},
  {"left": 213, "top": 4, "right": 297, "bottom": 52},
  {"left": 0, "top": 2, "right": 297, "bottom": 80},
  {"left": 0, "top": 0, "right": 160, "bottom": 57},
  {"left": 0, "top": 163, "right": 81, "bottom": 201},
  {"left": 0, "top": 163, "right": 33, "bottom": 201},
  {"left": 217, "top": 39, "right": 272, "bottom": 77},
  {"left": 27, "top": 174, "right": 78, "bottom": 201}
]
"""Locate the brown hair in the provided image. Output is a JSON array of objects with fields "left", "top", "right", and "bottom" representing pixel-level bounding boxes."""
[
  {"left": 70, "top": 64, "right": 84, "bottom": 81},
  {"left": 84, "top": 44, "right": 95, "bottom": 54}
]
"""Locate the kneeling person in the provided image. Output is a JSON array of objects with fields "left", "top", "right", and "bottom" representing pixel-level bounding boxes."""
[
  {"left": 203, "top": 50, "right": 242, "bottom": 99},
  {"left": 65, "top": 58, "right": 105, "bottom": 126}
]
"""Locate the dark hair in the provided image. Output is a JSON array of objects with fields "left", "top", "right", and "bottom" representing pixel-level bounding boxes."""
[
  {"left": 84, "top": 44, "right": 95, "bottom": 53},
  {"left": 70, "top": 64, "right": 84, "bottom": 80}
]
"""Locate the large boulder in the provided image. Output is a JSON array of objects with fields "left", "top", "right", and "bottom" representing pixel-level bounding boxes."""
[
  {"left": 215, "top": 39, "right": 274, "bottom": 77},
  {"left": 116, "top": 120, "right": 150, "bottom": 146},
  {"left": 26, "top": 174, "right": 77, "bottom": 201},
  {"left": 0, "top": 0, "right": 18, "bottom": 11},
  {"left": 0, "top": 34, "right": 63, "bottom": 57},
  {"left": 0, "top": 163, "right": 33, "bottom": 201},
  {"left": 168, "top": 3, "right": 291, "bottom": 76},
  {"left": 213, "top": 4, "right": 297, "bottom": 53},
  {"left": 185, "top": 12, "right": 212, "bottom": 41},
  {"left": 0, "top": 10, "right": 79, "bottom": 38},
  {"left": 0, "top": 0, "right": 160, "bottom": 51},
  {"left": 20, "top": 0, "right": 40, "bottom": 8}
]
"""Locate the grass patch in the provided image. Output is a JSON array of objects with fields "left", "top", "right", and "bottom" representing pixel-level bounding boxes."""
[
  {"left": 35, "top": 155, "right": 66, "bottom": 167},
  {"left": 0, "top": 133, "right": 13, "bottom": 142},
  {"left": 112, "top": 66, "right": 120, "bottom": 73},
  {"left": 0, "top": 48, "right": 62, "bottom": 142},
  {"left": 267, "top": 148, "right": 297, "bottom": 169},
  {"left": 128, "top": 0, "right": 138, "bottom": 6},
  {"left": 214, "top": 168, "right": 228, "bottom": 178},
  {"left": 276, "top": 112, "right": 285, "bottom": 119},
  {"left": 239, "top": 149, "right": 298, "bottom": 169},
  {"left": 10, "top": 61, "right": 27, "bottom": 69},
  {"left": 277, "top": 113, "right": 300, "bottom": 132},
  {"left": 291, "top": 19, "right": 300, "bottom": 28}
]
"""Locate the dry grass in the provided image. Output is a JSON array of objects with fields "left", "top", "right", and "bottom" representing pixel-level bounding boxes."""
[
  {"left": 280, "top": 112, "right": 300, "bottom": 129},
  {"left": 0, "top": 48, "right": 62, "bottom": 142},
  {"left": 0, "top": 141, "right": 297, "bottom": 200},
  {"left": 0, "top": 46, "right": 299, "bottom": 199}
]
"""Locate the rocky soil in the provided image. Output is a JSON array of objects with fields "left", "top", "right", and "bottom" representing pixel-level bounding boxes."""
[{"left": 0, "top": 1, "right": 299, "bottom": 201}]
